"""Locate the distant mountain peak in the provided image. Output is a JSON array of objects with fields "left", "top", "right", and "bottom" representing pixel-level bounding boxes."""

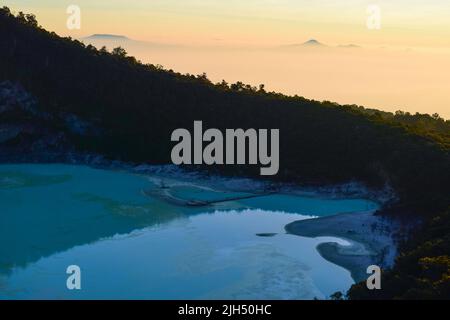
[
  {"left": 85, "top": 34, "right": 130, "bottom": 40},
  {"left": 338, "top": 44, "right": 361, "bottom": 49},
  {"left": 302, "top": 39, "right": 324, "bottom": 46},
  {"left": 279, "top": 39, "right": 326, "bottom": 49}
]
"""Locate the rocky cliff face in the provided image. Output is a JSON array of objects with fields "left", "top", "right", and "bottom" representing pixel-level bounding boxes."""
[{"left": 0, "top": 81, "right": 102, "bottom": 163}]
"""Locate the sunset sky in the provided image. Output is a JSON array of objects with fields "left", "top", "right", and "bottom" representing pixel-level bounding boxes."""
[
  {"left": 5, "top": 0, "right": 450, "bottom": 47},
  {"left": 4, "top": 1, "right": 450, "bottom": 118}
]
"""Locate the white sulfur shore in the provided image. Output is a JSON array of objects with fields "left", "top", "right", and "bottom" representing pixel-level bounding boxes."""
[{"left": 285, "top": 210, "right": 404, "bottom": 283}]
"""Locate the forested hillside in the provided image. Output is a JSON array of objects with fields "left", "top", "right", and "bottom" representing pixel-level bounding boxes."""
[{"left": 0, "top": 7, "right": 449, "bottom": 299}]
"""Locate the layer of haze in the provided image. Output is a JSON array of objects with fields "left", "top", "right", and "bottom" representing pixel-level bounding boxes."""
[{"left": 5, "top": 0, "right": 450, "bottom": 118}]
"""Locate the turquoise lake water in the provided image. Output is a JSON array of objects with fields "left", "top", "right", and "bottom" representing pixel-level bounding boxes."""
[{"left": 0, "top": 164, "right": 378, "bottom": 299}]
